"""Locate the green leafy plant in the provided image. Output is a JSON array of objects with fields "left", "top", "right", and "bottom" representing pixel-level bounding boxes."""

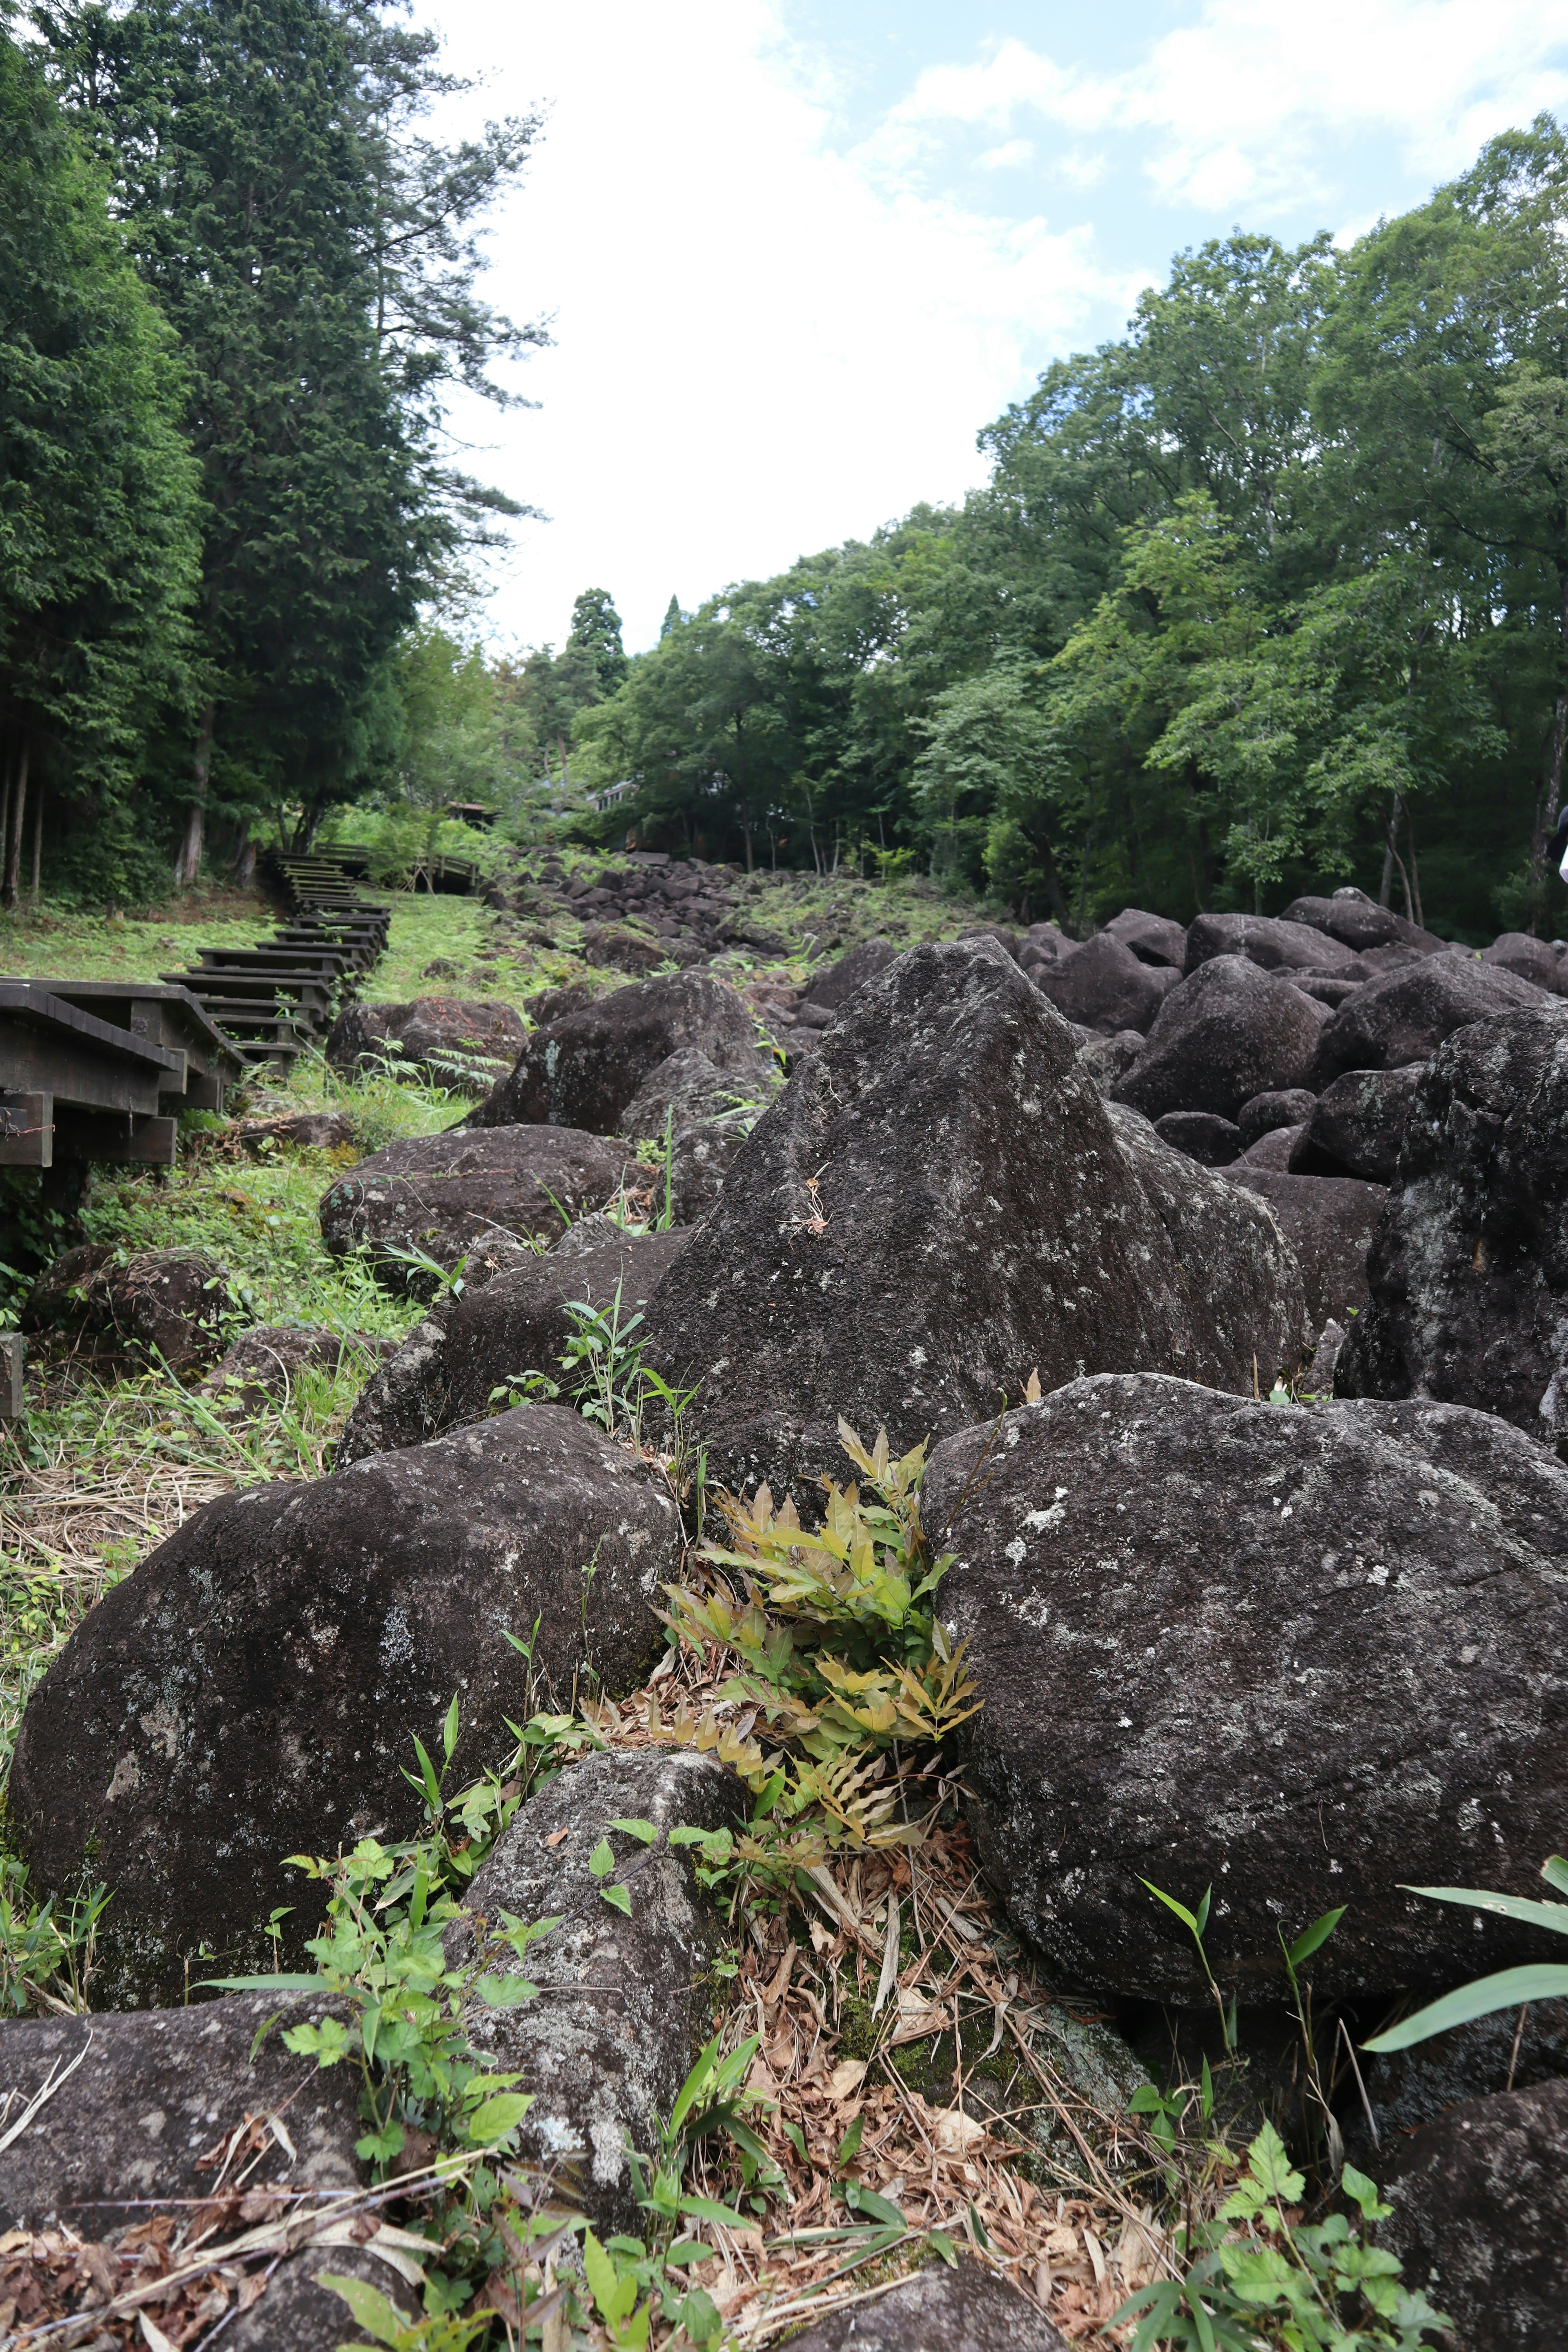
[
  {"left": 0, "top": 1853, "right": 109, "bottom": 2014},
  {"left": 1141, "top": 1879, "right": 1238, "bottom": 2052},
  {"left": 321, "top": 2271, "right": 490, "bottom": 2351},
  {"left": 1114, "top": 2123, "right": 1448, "bottom": 2351},
  {"left": 656, "top": 1419, "right": 979, "bottom": 1866},
  {"left": 1363, "top": 1853, "right": 1568, "bottom": 2053}
]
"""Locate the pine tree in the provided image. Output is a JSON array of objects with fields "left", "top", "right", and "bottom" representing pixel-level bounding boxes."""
[{"left": 568, "top": 586, "right": 628, "bottom": 698}]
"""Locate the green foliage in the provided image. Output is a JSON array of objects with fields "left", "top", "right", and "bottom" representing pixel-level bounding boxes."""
[
  {"left": 321, "top": 2271, "right": 490, "bottom": 2352},
  {"left": 658, "top": 1419, "right": 979, "bottom": 1866},
  {"left": 0, "top": 1851, "right": 108, "bottom": 2014},
  {"left": 1115, "top": 2125, "right": 1448, "bottom": 2351},
  {"left": 1363, "top": 1853, "right": 1568, "bottom": 2053}
]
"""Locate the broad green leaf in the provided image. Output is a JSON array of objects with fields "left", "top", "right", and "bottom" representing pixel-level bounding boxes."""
[
  {"left": 1244, "top": 2120, "right": 1304, "bottom": 2205},
  {"left": 200, "top": 1972, "right": 322, "bottom": 1991},
  {"left": 927, "top": 2229, "right": 958, "bottom": 2268},
  {"left": 1363, "top": 1962, "right": 1568, "bottom": 2051},
  {"left": 583, "top": 2229, "right": 639, "bottom": 2325},
  {"left": 441, "top": 1693, "right": 460, "bottom": 1763},
  {"left": 1339, "top": 2163, "right": 1389, "bottom": 2222},
  {"left": 677, "top": 2194, "right": 753, "bottom": 2229},
  {"left": 1541, "top": 1854, "right": 1568, "bottom": 1897},
  {"left": 473, "top": 1974, "right": 539, "bottom": 2007},
  {"left": 588, "top": 1838, "right": 615, "bottom": 1879},
  {"left": 608, "top": 1817, "right": 657, "bottom": 1844},
  {"left": 837, "top": 2111, "right": 864, "bottom": 2166},
  {"left": 464, "top": 2090, "right": 533, "bottom": 2141},
  {"left": 355, "top": 2119, "right": 405, "bottom": 2163},
  {"left": 600, "top": 1882, "right": 633, "bottom": 1916},
  {"left": 316, "top": 2272, "right": 407, "bottom": 2345},
  {"left": 1285, "top": 1905, "right": 1346, "bottom": 1967}
]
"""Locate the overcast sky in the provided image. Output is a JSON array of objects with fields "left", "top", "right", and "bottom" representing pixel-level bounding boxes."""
[{"left": 420, "top": 0, "right": 1568, "bottom": 655}]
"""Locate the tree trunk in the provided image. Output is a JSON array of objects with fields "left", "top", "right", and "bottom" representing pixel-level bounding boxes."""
[
  {"left": 1401, "top": 797, "right": 1425, "bottom": 931},
  {"left": 1379, "top": 794, "right": 1399, "bottom": 908},
  {"left": 30, "top": 788, "right": 42, "bottom": 904},
  {"left": 0, "top": 750, "right": 12, "bottom": 901},
  {"left": 174, "top": 701, "right": 216, "bottom": 888},
  {"left": 2, "top": 739, "right": 29, "bottom": 909},
  {"left": 232, "top": 833, "right": 256, "bottom": 889}
]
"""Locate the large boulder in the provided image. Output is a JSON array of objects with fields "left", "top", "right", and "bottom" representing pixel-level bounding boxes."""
[
  {"left": 1312, "top": 954, "right": 1545, "bottom": 1087},
  {"left": 1106, "top": 1107, "right": 1307, "bottom": 1372},
  {"left": 337, "top": 1226, "right": 690, "bottom": 1464},
  {"left": 924, "top": 1375, "right": 1568, "bottom": 2005},
  {"left": 198, "top": 1322, "right": 394, "bottom": 1415},
  {"left": 1238, "top": 1088, "right": 1317, "bottom": 1147},
  {"left": 780, "top": 2260, "right": 1073, "bottom": 2351},
  {"left": 445, "top": 1748, "right": 743, "bottom": 2230},
  {"left": 1282, "top": 886, "right": 1448, "bottom": 957},
  {"left": 22, "top": 1244, "right": 236, "bottom": 1375},
  {"left": 1335, "top": 1003, "right": 1568, "bottom": 1449},
  {"left": 799, "top": 937, "right": 898, "bottom": 1011},
  {"left": 1105, "top": 906, "right": 1187, "bottom": 968},
  {"left": 468, "top": 971, "right": 761, "bottom": 1134},
  {"left": 1380, "top": 2079, "right": 1568, "bottom": 2352},
  {"left": 11, "top": 1404, "right": 679, "bottom": 2004},
  {"left": 1113, "top": 956, "right": 1326, "bottom": 1122},
  {"left": 1288, "top": 1065, "right": 1423, "bottom": 1183},
  {"left": 324, "top": 996, "right": 527, "bottom": 1094},
  {"left": 318, "top": 1124, "right": 630, "bottom": 1295},
  {"left": 1185, "top": 911, "right": 1358, "bottom": 976},
  {"left": 1227, "top": 1169, "right": 1388, "bottom": 1338},
  {"left": 1152, "top": 1110, "right": 1241, "bottom": 1166},
  {"left": 615, "top": 1044, "right": 768, "bottom": 1141},
  {"left": 1483, "top": 929, "right": 1566, "bottom": 993},
  {"left": 1032, "top": 930, "right": 1174, "bottom": 1034},
  {"left": 643, "top": 940, "right": 1304, "bottom": 1501}
]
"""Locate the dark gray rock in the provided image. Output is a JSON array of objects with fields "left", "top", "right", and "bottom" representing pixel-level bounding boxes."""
[
  {"left": 1292, "top": 973, "right": 1365, "bottom": 1010},
  {"left": 0, "top": 1992, "right": 363, "bottom": 2227},
  {"left": 1034, "top": 931, "right": 1175, "bottom": 1034},
  {"left": 468, "top": 971, "right": 761, "bottom": 1135},
  {"left": 1106, "top": 1107, "right": 1308, "bottom": 1375},
  {"left": 1237, "top": 1122, "right": 1306, "bottom": 1169},
  {"left": 11, "top": 1404, "right": 680, "bottom": 2004},
  {"left": 337, "top": 1228, "right": 690, "bottom": 1464},
  {"left": 1335, "top": 1002, "right": 1568, "bottom": 1450},
  {"left": 1105, "top": 906, "right": 1187, "bottom": 968},
  {"left": 199, "top": 1322, "right": 394, "bottom": 1414},
  {"left": 1482, "top": 931, "right": 1565, "bottom": 994},
  {"left": 1312, "top": 955, "right": 1546, "bottom": 1087},
  {"left": 22, "top": 1244, "right": 237, "bottom": 1375},
  {"left": 446, "top": 1748, "right": 744, "bottom": 2231},
  {"left": 1381, "top": 2078, "right": 1568, "bottom": 2352},
  {"left": 925, "top": 1374, "right": 1568, "bottom": 2005},
  {"left": 1227, "top": 1169, "right": 1388, "bottom": 1336},
  {"left": 1289, "top": 1065, "right": 1424, "bottom": 1183},
  {"left": 1348, "top": 1998, "right": 1568, "bottom": 2178},
  {"left": 582, "top": 921, "right": 670, "bottom": 974},
  {"left": 644, "top": 940, "right": 1302, "bottom": 1503},
  {"left": 234, "top": 1109, "right": 359, "bottom": 1154},
  {"left": 1238, "top": 1088, "right": 1318, "bottom": 1147},
  {"left": 1074, "top": 1028, "right": 1145, "bottom": 1095},
  {"left": 667, "top": 1114, "right": 749, "bottom": 1223},
  {"left": 779, "top": 2258, "right": 1073, "bottom": 2350},
  {"left": 1185, "top": 911, "right": 1359, "bottom": 977},
  {"left": 616, "top": 1045, "right": 768, "bottom": 1141},
  {"left": 1281, "top": 887, "right": 1449, "bottom": 958},
  {"left": 1153, "top": 1110, "right": 1242, "bottom": 1166},
  {"left": 318, "top": 1124, "right": 630, "bottom": 1295},
  {"left": 324, "top": 996, "right": 527, "bottom": 1094},
  {"left": 800, "top": 937, "right": 899, "bottom": 1010},
  {"left": 1114, "top": 956, "right": 1327, "bottom": 1122}
]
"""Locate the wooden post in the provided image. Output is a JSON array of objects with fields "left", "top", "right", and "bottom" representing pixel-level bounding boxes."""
[{"left": 0, "top": 1334, "right": 23, "bottom": 1421}]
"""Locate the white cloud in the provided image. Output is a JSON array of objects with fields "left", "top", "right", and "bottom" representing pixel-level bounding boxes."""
[
  {"left": 978, "top": 138, "right": 1037, "bottom": 172},
  {"left": 891, "top": 2, "right": 1568, "bottom": 214},
  {"left": 425, "top": 1, "right": 1134, "bottom": 652}
]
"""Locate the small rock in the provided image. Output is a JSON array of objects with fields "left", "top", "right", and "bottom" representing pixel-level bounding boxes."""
[
  {"left": 1236, "top": 1122, "right": 1305, "bottom": 1169},
  {"left": 798, "top": 937, "right": 899, "bottom": 1011},
  {"left": 199, "top": 1323, "right": 394, "bottom": 1413},
  {"left": 1281, "top": 887, "right": 1449, "bottom": 957},
  {"left": 12, "top": 1404, "right": 680, "bottom": 2003},
  {"left": 1381, "top": 2078, "right": 1568, "bottom": 2352},
  {"left": 1237, "top": 1088, "right": 1318, "bottom": 1147},
  {"left": 1074, "top": 1028, "right": 1145, "bottom": 1094},
  {"left": 779, "top": 2259, "right": 1073, "bottom": 2350},
  {"left": 583, "top": 922, "right": 670, "bottom": 974},
  {"left": 318, "top": 1125, "right": 631, "bottom": 1294},
  {"left": 1484, "top": 930, "right": 1567, "bottom": 994},
  {"left": 1153, "top": 1109, "right": 1243, "bottom": 1166},
  {"left": 446, "top": 1748, "right": 745, "bottom": 2230},
  {"left": 234, "top": 1109, "right": 359, "bottom": 1154},
  {"left": 616, "top": 1046, "right": 768, "bottom": 1142}
]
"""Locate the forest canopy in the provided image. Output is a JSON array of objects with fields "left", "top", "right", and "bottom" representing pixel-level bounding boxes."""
[{"left": 1, "top": 10, "right": 1566, "bottom": 942}]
